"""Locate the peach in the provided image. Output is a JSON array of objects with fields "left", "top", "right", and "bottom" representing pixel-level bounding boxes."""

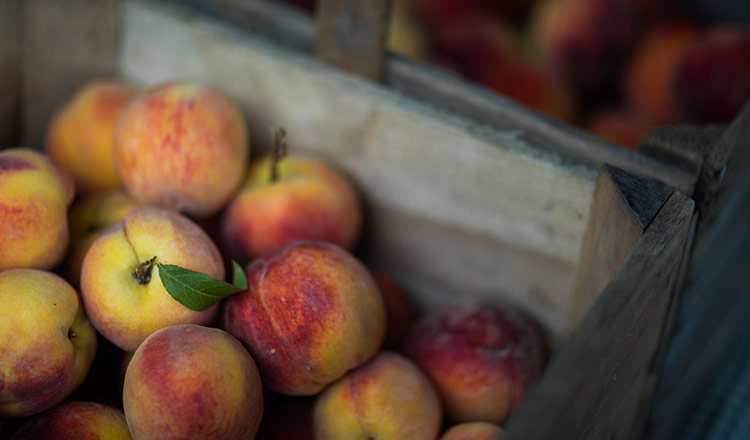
[
  {"left": 115, "top": 81, "right": 249, "bottom": 217},
  {"left": 0, "top": 270, "right": 96, "bottom": 417},
  {"left": 222, "top": 154, "right": 361, "bottom": 261},
  {"left": 46, "top": 80, "right": 135, "bottom": 193},
  {"left": 313, "top": 351, "right": 442, "bottom": 440},
  {"left": 531, "top": 0, "right": 636, "bottom": 93},
  {"left": 63, "top": 191, "right": 140, "bottom": 287},
  {"left": 81, "top": 207, "right": 223, "bottom": 351},
  {"left": 370, "top": 269, "right": 415, "bottom": 347},
  {"left": 10, "top": 401, "right": 131, "bottom": 440},
  {"left": 405, "top": 303, "right": 544, "bottom": 424},
  {"left": 585, "top": 107, "right": 655, "bottom": 149},
  {"left": 441, "top": 422, "right": 504, "bottom": 440},
  {"left": 623, "top": 23, "right": 699, "bottom": 124},
  {"left": 674, "top": 29, "right": 750, "bottom": 124},
  {"left": 123, "top": 324, "right": 263, "bottom": 440},
  {"left": 224, "top": 241, "right": 386, "bottom": 395},
  {"left": 0, "top": 149, "right": 74, "bottom": 271}
]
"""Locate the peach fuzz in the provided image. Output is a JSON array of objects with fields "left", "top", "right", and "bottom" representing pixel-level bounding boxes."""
[
  {"left": 10, "top": 401, "right": 131, "bottom": 440},
  {"left": 441, "top": 422, "right": 504, "bottom": 440},
  {"left": 224, "top": 241, "right": 385, "bottom": 395},
  {"left": 313, "top": 351, "right": 442, "bottom": 440},
  {"left": 0, "top": 270, "right": 96, "bottom": 418},
  {"left": 46, "top": 80, "right": 135, "bottom": 193},
  {"left": 115, "top": 81, "right": 248, "bottom": 217},
  {"left": 123, "top": 324, "right": 263, "bottom": 440},
  {"left": 0, "top": 148, "right": 74, "bottom": 271},
  {"left": 81, "top": 207, "right": 223, "bottom": 351},
  {"left": 222, "top": 155, "right": 361, "bottom": 261},
  {"left": 405, "top": 303, "right": 544, "bottom": 424}
]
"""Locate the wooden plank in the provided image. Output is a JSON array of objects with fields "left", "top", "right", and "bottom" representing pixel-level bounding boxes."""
[
  {"left": 22, "top": 0, "right": 120, "bottom": 149},
  {"left": 0, "top": 0, "right": 20, "bottom": 148},
  {"left": 638, "top": 124, "right": 724, "bottom": 176},
  {"left": 568, "top": 165, "right": 672, "bottom": 331},
  {"left": 504, "top": 192, "right": 695, "bottom": 440},
  {"left": 315, "top": 0, "right": 392, "bottom": 80},
  {"left": 120, "top": 0, "right": 593, "bottom": 336}
]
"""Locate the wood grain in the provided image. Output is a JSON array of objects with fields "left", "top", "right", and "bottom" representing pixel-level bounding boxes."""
[
  {"left": 0, "top": 0, "right": 20, "bottom": 148},
  {"left": 315, "top": 0, "right": 392, "bottom": 80},
  {"left": 505, "top": 192, "right": 695, "bottom": 440},
  {"left": 568, "top": 165, "right": 672, "bottom": 330},
  {"left": 22, "top": 0, "right": 120, "bottom": 149}
]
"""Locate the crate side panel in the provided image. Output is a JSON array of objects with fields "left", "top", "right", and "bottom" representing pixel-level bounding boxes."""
[{"left": 0, "top": 0, "right": 20, "bottom": 147}]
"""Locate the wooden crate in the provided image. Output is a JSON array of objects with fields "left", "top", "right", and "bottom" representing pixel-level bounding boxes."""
[{"left": 3, "top": 0, "right": 742, "bottom": 438}]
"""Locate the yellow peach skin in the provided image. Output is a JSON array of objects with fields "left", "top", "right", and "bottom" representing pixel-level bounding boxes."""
[
  {"left": 115, "top": 81, "right": 249, "bottom": 217},
  {"left": 313, "top": 351, "right": 443, "bottom": 440},
  {"left": 222, "top": 155, "right": 361, "bottom": 261},
  {"left": 0, "top": 149, "right": 74, "bottom": 271},
  {"left": 81, "top": 207, "right": 223, "bottom": 351},
  {"left": 123, "top": 324, "right": 263, "bottom": 440},
  {"left": 0, "top": 270, "right": 96, "bottom": 417},
  {"left": 46, "top": 80, "right": 135, "bottom": 193},
  {"left": 10, "top": 401, "right": 132, "bottom": 440}
]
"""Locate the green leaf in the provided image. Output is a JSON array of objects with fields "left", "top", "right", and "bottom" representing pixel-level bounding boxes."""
[
  {"left": 231, "top": 260, "right": 248, "bottom": 290},
  {"left": 157, "top": 262, "right": 247, "bottom": 312}
]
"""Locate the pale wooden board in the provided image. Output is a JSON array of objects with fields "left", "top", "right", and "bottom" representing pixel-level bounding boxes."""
[
  {"left": 505, "top": 192, "right": 695, "bottom": 439},
  {"left": 22, "top": 0, "right": 120, "bottom": 149},
  {"left": 0, "top": 0, "right": 19, "bottom": 148},
  {"left": 119, "top": 0, "right": 594, "bottom": 336}
]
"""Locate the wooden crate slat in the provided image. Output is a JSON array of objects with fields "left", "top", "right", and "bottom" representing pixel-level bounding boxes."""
[
  {"left": 0, "top": 0, "right": 20, "bottom": 147},
  {"left": 505, "top": 191, "right": 695, "bottom": 439},
  {"left": 21, "top": 0, "right": 120, "bottom": 149}
]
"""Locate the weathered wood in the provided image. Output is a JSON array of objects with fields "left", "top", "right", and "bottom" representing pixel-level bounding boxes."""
[
  {"left": 505, "top": 192, "right": 695, "bottom": 440},
  {"left": 0, "top": 0, "right": 20, "bottom": 148},
  {"left": 315, "top": 0, "right": 392, "bottom": 80},
  {"left": 568, "top": 165, "right": 672, "bottom": 331},
  {"left": 120, "top": 0, "right": 593, "bottom": 336},
  {"left": 22, "top": 0, "right": 120, "bottom": 149},
  {"left": 638, "top": 124, "right": 724, "bottom": 176}
]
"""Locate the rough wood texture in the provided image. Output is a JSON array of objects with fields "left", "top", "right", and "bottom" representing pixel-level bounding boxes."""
[
  {"left": 505, "top": 192, "right": 695, "bottom": 440},
  {"left": 120, "top": 0, "right": 593, "bottom": 336},
  {"left": 568, "top": 165, "right": 672, "bottom": 331},
  {"left": 22, "top": 0, "right": 120, "bottom": 148},
  {"left": 0, "top": 0, "right": 20, "bottom": 148},
  {"left": 315, "top": 0, "right": 392, "bottom": 80},
  {"left": 638, "top": 125, "right": 724, "bottom": 176}
]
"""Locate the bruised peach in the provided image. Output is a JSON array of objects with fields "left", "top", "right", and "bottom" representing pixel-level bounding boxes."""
[
  {"left": 115, "top": 81, "right": 248, "bottom": 217},
  {"left": 222, "top": 155, "right": 361, "bottom": 261},
  {"left": 46, "top": 80, "right": 135, "bottom": 193},
  {"left": 313, "top": 351, "right": 442, "bottom": 440},
  {"left": 123, "top": 324, "right": 263, "bottom": 440},
  {"left": 81, "top": 207, "right": 223, "bottom": 351},
  {"left": 405, "top": 303, "right": 544, "bottom": 424},
  {"left": 0, "top": 270, "right": 96, "bottom": 417},
  {"left": 224, "top": 241, "right": 386, "bottom": 395},
  {"left": 10, "top": 401, "right": 131, "bottom": 440},
  {"left": 0, "top": 149, "right": 74, "bottom": 271},
  {"left": 441, "top": 422, "right": 504, "bottom": 440}
]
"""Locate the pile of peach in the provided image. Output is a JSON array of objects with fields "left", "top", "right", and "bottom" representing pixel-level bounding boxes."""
[
  {"left": 0, "top": 80, "right": 546, "bottom": 439},
  {"left": 387, "top": 0, "right": 750, "bottom": 149}
]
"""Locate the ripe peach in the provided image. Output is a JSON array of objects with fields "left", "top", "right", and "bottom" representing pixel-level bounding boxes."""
[
  {"left": 441, "top": 422, "right": 504, "bottom": 440},
  {"left": 123, "top": 324, "right": 263, "bottom": 440},
  {"left": 224, "top": 241, "right": 386, "bottom": 395},
  {"left": 405, "top": 303, "right": 544, "bottom": 424},
  {"left": 313, "top": 351, "right": 442, "bottom": 440},
  {"left": 10, "top": 401, "right": 131, "bottom": 440},
  {"left": 0, "top": 270, "right": 96, "bottom": 417},
  {"left": 46, "top": 80, "right": 135, "bottom": 193},
  {"left": 370, "top": 269, "right": 415, "bottom": 347},
  {"left": 623, "top": 23, "right": 699, "bottom": 124},
  {"left": 63, "top": 191, "right": 140, "bottom": 286},
  {"left": 81, "top": 207, "right": 223, "bottom": 351},
  {"left": 674, "top": 29, "right": 750, "bottom": 124},
  {"left": 222, "top": 155, "right": 361, "bottom": 261},
  {"left": 0, "top": 149, "right": 74, "bottom": 271},
  {"left": 115, "top": 81, "right": 249, "bottom": 217}
]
